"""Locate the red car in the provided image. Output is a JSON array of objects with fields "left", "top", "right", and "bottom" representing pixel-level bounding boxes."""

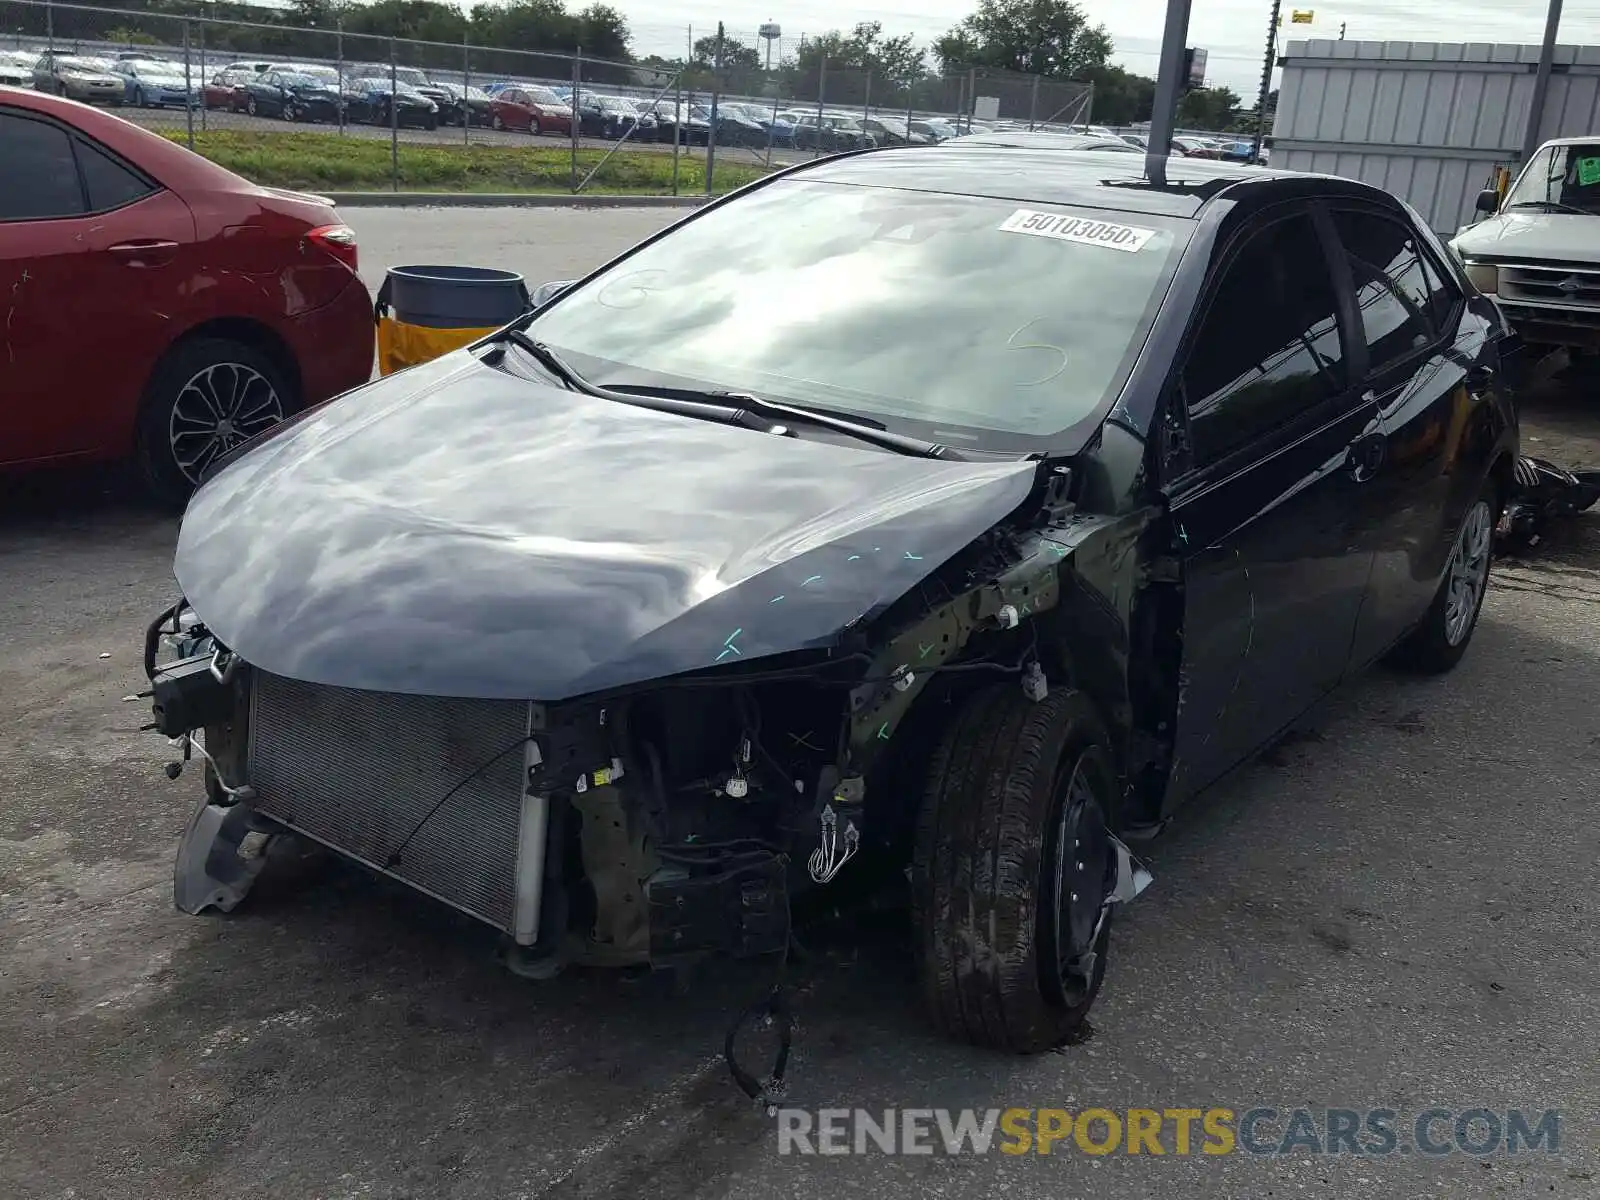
[
  {"left": 488, "top": 85, "right": 573, "bottom": 136},
  {"left": 0, "top": 86, "right": 373, "bottom": 504},
  {"left": 203, "top": 65, "right": 260, "bottom": 111}
]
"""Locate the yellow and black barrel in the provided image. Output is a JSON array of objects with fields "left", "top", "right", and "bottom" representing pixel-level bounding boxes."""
[{"left": 374, "top": 265, "right": 532, "bottom": 376}]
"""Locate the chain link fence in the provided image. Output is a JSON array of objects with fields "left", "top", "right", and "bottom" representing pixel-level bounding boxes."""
[{"left": 1, "top": 0, "right": 1098, "bottom": 195}]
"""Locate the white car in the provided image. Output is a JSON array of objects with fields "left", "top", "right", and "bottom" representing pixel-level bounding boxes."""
[{"left": 1451, "top": 136, "right": 1600, "bottom": 355}]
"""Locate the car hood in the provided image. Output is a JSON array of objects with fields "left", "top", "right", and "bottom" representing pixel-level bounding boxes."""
[
  {"left": 1450, "top": 211, "right": 1600, "bottom": 264},
  {"left": 175, "top": 353, "right": 1039, "bottom": 701}
]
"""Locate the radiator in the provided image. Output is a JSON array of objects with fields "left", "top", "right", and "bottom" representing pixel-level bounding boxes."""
[{"left": 247, "top": 671, "right": 547, "bottom": 939}]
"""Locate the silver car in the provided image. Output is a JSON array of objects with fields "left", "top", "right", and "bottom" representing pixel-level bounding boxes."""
[{"left": 33, "top": 52, "right": 126, "bottom": 104}]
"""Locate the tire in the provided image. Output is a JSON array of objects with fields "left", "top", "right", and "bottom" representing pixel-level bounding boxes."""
[
  {"left": 491, "top": 112, "right": 504, "bottom": 131},
  {"left": 134, "top": 337, "right": 296, "bottom": 509},
  {"left": 246, "top": 94, "right": 257, "bottom": 116},
  {"left": 1384, "top": 479, "right": 1497, "bottom": 674},
  {"left": 913, "top": 684, "right": 1120, "bottom": 1053}
]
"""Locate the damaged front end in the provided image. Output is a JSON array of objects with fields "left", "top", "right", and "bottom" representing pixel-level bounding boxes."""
[{"left": 144, "top": 472, "right": 1156, "bottom": 987}]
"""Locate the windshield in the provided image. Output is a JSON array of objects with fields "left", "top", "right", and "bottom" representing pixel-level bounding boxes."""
[
  {"left": 526, "top": 180, "right": 1186, "bottom": 450},
  {"left": 1504, "top": 143, "right": 1600, "bottom": 214},
  {"left": 528, "top": 86, "right": 566, "bottom": 106},
  {"left": 60, "top": 58, "right": 111, "bottom": 72},
  {"left": 298, "top": 65, "right": 339, "bottom": 83},
  {"left": 279, "top": 74, "right": 319, "bottom": 88},
  {"left": 392, "top": 66, "right": 427, "bottom": 86}
]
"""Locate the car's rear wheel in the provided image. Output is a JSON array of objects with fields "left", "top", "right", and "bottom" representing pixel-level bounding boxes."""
[
  {"left": 135, "top": 337, "right": 294, "bottom": 507},
  {"left": 1385, "top": 480, "right": 1497, "bottom": 673},
  {"left": 913, "top": 684, "right": 1119, "bottom": 1052},
  {"left": 246, "top": 94, "right": 258, "bottom": 116}
]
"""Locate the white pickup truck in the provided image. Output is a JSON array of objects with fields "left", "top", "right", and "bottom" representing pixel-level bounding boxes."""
[{"left": 1450, "top": 136, "right": 1600, "bottom": 359}]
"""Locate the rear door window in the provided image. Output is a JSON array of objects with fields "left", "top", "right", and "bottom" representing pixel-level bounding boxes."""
[
  {"left": 1330, "top": 209, "right": 1439, "bottom": 369},
  {"left": 1181, "top": 211, "right": 1349, "bottom": 465},
  {"left": 75, "top": 137, "right": 156, "bottom": 212}
]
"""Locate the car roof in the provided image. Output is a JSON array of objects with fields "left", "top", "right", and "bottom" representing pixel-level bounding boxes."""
[
  {"left": 949, "top": 130, "right": 1134, "bottom": 151},
  {"left": 1539, "top": 135, "right": 1600, "bottom": 147},
  {"left": 795, "top": 144, "right": 1355, "bottom": 219}
]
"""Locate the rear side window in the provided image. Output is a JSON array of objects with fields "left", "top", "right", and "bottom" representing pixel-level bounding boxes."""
[
  {"left": 0, "top": 113, "right": 84, "bottom": 220},
  {"left": 75, "top": 137, "right": 155, "bottom": 212},
  {"left": 1182, "top": 212, "right": 1348, "bottom": 465},
  {"left": 1331, "top": 210, "right": 1439, "bottom": 368}
]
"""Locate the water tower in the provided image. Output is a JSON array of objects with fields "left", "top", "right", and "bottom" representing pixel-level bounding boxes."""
[{"left": 758, "top": 21, "right": 782, "bottom": 72}]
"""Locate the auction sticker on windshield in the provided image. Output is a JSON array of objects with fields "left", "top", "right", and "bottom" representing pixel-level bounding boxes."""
[
  {"left": 1579, "top": 156, "right": 1600, "bottom": 187},
  {"left": 998, "top": 209, "right": 1157, "bottom": 253}
]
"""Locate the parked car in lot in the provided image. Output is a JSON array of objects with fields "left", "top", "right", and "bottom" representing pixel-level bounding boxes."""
[
  {"left": 0, "top": 87, "right": 373, "bottom": 503},
  {"left": 0, "top": 50, "right": 35, "bottom": 87},
  {"left": 643, "top": 98, "right": 710, "bottom": 145},
  {"left": 1451, "top": 136, "right": 1600, "bottom": 359},
  {"left": 570, "top": 92, "right": 650, "bottom": 139},
  {"left": 719, "top": 101, "right": 796, "bottom": 147},
  {"left": 345, "top": 78, "right": 438, "bottom": 129},
  {"left": 203, "top": 64, "right": 258, "bottom": 110},
  {"left": 148, "top": 144, "right": 1516, "bottom": 1060},
  {"left": 910, "top": 118, "right": 957, "bottom": 142},
  {"left": 488, "top": 84, "right": 572, "bottom": 135},
  {"left": 787, "top": 111, "right": 875, "bottom": 151},
  {"left": 689, "top": 101, "right": 766, "bottom": 147},
  {"left": 32, "top": 53, "right": 124, "bottom": 104},
  {"left": 861, "top": 115, "right": 931, "bottom": 146},
  {"left": 432, "top": 81, "right": 494, "bottom": 127},
  {"left": 115, "top": 58, "right": 203, "bottom": 109},
  {"left": 242, "top": 69, "right": 343, "bottom": 122}
]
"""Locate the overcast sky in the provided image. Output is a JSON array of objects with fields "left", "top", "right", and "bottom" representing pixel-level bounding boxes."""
[{"left": 622, "top": 0, "right": 1597, "bottom": 95}]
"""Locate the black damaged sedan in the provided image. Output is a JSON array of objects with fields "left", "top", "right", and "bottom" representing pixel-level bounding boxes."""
[{"left": 149, "top": 147, "right": 1516, "bottom": 1056}]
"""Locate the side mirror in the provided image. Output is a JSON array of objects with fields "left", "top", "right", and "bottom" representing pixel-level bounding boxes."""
[
  {"left": 1475, "top": 188, "right": 1500, "bottom": 215},
  {"left": 528, "top": 279, "right": 575, "bottom": 309}
]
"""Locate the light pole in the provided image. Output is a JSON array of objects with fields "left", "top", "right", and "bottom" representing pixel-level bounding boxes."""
[
  {"left": 1519, "top": 0, "right": 1563, "bottom": 165},
  {"left": 759, "top": 21, "right": 781, "bottom": 73}
]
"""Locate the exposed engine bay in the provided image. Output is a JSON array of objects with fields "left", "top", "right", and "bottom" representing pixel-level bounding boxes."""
[{"left": 143, "top": 487, "right": 1155, "bottom": 986}]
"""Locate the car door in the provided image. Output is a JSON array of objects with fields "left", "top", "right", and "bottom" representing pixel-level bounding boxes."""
[
  {"left": 0, "top": 107, "right": 196, "bottom": 466},
  {"left": 1162, "top": 201, "right": 1387, "bottom": 805},
  {"left": 1328, "top": 203, "right": 1504, "bottom": 667}
]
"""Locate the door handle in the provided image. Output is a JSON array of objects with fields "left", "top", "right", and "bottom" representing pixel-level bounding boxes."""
[
  {"left": 108, "top": 239, "right": 178, "bottom": 266},
  {"left": 1346, "top": 432, "right": 1387, "bottom": 483}
]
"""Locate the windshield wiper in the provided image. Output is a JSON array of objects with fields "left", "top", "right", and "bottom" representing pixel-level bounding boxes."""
[
  {"left": 720, "top": 390, "right": 962, "bottom": 460},
  {"left": 484, "top": 328, "right": 756, "bottom": 426},
  {"left": 1507, "top": 199, "right": 1591, "bottom": 216},
  {"left": 487, "top": 329, "right": 962, "bottom": 460}
]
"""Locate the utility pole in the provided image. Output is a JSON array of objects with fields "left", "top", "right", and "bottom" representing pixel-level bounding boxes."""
[
  {"left": 1251, "top": 0, "right": 1282, "bottom": 165},
  {"left": 1145, "top": 0, "right": 1194, "bottom": 184},
  {"left": 1519, "top": 0, "right": 1564, "bottom": 165}
]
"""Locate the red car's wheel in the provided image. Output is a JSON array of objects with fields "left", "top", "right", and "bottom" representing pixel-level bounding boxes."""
[{"left": 136, "top": 337, "right": 295, "bottom": 507}]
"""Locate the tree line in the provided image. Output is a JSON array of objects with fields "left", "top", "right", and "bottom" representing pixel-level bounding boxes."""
[{"left": 30, "top": 0, "right": 1267, "bottom": 130}]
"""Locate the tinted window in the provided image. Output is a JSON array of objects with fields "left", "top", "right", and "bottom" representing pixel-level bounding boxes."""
[
  {"left": 530, "top": 180, "right": 1189, "bottom": 449},
  {"left": 0, "top": 113, "right": 84, "bottom": 220},
  {"left": 1333, "top": 210, "right": 1436, "bottom": 368},
  {"left": 1183, "top": 213, "right": 1346, "bottom": 464},
  {"left": 75, "top": 138, "right": 155, "bottom": 212}
]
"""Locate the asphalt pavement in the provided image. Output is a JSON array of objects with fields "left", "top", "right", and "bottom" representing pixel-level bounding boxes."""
[{"left": 2, "top": 207, "right": 1598, "bottom": 1200}]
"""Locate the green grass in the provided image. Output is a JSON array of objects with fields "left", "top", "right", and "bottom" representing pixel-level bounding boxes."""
[{"left": 158, "top": 129, "right": 772, "bottom": 195}]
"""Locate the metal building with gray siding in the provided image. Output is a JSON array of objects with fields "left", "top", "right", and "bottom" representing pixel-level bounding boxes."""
[{"left": 1273, "top": 39, "right": 1600, "bottom": 235}]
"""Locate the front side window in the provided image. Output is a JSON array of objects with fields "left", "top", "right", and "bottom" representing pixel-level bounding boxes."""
[
  {"left": 1182, "top": 212, "right": 1347, "bottom": 465},
  {"left": 1331, "top": 209, "right": 1437, "bottom": 370},
  {"left": 527, "top": 180, "right": 1188, "bottom": 451}
]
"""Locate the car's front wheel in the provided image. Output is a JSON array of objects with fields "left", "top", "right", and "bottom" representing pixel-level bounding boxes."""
[
  {"left": 135, "top": 337, "right": 294, "bottom": 507},
  {"left": 913, "top": 684, "right": 1120, "bottom": 1052},
  {"left": 1385, "top": 479, "right": 1498, "bottom": 673},
  {"left": 245, "top": 94, "right": 258, "bottom": 116}
]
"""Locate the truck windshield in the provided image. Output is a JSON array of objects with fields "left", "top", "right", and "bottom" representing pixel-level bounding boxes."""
[{"left": 1505, "top": 143, "right": 1600, "bottom": 214}]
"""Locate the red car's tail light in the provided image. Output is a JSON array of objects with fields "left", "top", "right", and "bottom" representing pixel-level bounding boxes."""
[{"left": 305, "top": 223, "right": 359, "bottom": 273}]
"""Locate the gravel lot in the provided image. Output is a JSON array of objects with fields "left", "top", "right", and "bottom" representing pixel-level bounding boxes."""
[{"left": 3, "top": 207, "right": 1598, "bottom": 1200}]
